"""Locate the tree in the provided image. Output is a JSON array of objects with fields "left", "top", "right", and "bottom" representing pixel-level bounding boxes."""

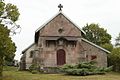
[
  {"left": 108, "top": 47, "right": 120, "bottom": 71},
  {"left": 108, "top": 33, "right": 120, "bottom": 72},
  {"left": 0, "top": 1, "right": 20, "bottom": 79},
  {"left": 115, "top": 33, "right": 120, "bottom": 47},
  {"left": 100, "top": 43, "right": 113, "bottom": 52},
  {"left": 82, "top": 23, "right": 112, "bottom": 51}
]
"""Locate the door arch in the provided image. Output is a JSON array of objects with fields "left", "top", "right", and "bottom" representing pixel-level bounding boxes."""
[{"left": 57, "top": 49, "right": 66, "bottom": 65}]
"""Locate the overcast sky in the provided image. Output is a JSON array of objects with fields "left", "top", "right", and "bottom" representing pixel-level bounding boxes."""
[{"left": 5, "top": 0, "right": 120, "bottom": 61}]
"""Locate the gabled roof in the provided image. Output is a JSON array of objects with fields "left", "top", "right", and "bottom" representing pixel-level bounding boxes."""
[
  {"left": 22, "top": 43, "right": 35, "bottom": 54},
  {"left": 81, "top": 38, "right": 111, "bottom": 53},
  {"left": 35, "top": 11, "right": 85, "bottom": 34}
]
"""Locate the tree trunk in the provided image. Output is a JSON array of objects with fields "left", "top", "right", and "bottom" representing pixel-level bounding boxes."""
[{"left": 0, "top": 55, "right": 3, "bottom": 80}]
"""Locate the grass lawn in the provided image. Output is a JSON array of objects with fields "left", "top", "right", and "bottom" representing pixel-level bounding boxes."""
[{"left": 3, "top": 66, "right": 120, "bottom": 80}]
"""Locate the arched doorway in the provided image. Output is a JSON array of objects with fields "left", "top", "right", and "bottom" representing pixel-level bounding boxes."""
[{"left": 57, "top": 49, "right": 66, "bottom": 65}]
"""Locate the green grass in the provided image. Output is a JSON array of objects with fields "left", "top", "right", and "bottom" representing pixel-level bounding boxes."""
[{"left": 3, "top": 66, "right": 120, "bottom": 80}]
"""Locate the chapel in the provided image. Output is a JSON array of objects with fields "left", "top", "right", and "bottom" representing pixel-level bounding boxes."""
[{"left": 20, "top": 4, "right": 110, "bottom": 70}]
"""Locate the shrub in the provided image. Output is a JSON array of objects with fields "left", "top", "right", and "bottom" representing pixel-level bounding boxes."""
[
  {"left": 43, "top": 67, "right": 60, "bottom": 73},
  {"left": 60, "top": 64, "right": 74, "bottom": 71},
  {"left": 61, "top": 61, "right": 112, "bottom": 76},
  {"left": 31, "top": 70, "right": 38, "bottom": 74},
  {"left": 29, "top": 64, "right": 40, "bottom": 74}
]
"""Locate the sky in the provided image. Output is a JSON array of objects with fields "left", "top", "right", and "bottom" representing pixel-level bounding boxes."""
[{"left": 5, "top": 0, "right": 120, "bottom": 61}]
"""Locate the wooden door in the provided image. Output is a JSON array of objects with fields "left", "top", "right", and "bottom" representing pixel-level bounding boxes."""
[{"left": 57, "top": 49, "right": 66, "bottom": 65}]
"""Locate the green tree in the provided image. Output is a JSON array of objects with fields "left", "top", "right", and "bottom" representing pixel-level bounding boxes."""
[
  {"left": 100, "top": 43, "right": 113, "bottom": 52},
  {"left": 108, "top": 33, "right": 120, "bottom": 71},
  {"left": 115, "top": 33, "right": 120, "bottom": 47},
  {"left": 0, "top": 1, "right": 20, "bottom": 79},
  {"left": 108, "top": 47, "right": 120, "bottom": 71},
  {"left": 82, "top": 23, "right": 112, "bottom": 51}
]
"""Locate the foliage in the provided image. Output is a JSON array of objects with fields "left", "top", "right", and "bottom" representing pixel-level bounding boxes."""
[
  {"left": 0, "top": 0, "right": 20, "bottom": 79},
  {"left": 2, "top": 66, "right": 120, "bottom": 80},
  {"left": 3, "top": 66, "right": 17, "bottom": 71},
  {"left": 29, "top": 64, "right": 43, "bottom": 74},
  {"left": 108, "top": 47, "right": 120, "bottom": 72},
  {"left": 29, "top": 64, "right": 61, "bottom": 74},
  {"left": 115, "top": 33, "right": 120, "bottom": 47},
  {"left": 100, "top": 43, "right": 113, "bottom": 52},
  {"left": 82, "top": 23, "right": 112, "bottom": 46},
  {"left": 61, "top": 61, "right": 112, "bottom": 76},
  {"left": 29, "top": 64, "right": 39, "bottom": 74},
  {"left": 43, "top": 67, "right": 60, "bottom": 73},
  {"left": 0, "top": 24, "right": 16, "bottom": 79}
]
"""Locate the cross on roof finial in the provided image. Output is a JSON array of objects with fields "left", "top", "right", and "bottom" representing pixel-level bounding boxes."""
[{"left": 58, "top": 4, "right": 63, "bottom": 11}]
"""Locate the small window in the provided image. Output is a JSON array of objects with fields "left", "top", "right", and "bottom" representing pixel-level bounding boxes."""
[
  {"left": 91, "top": 55, "right": 97, "bottom": 60},
  {"left": 30, "top": 51, "right": 34, "bottom": 58}
]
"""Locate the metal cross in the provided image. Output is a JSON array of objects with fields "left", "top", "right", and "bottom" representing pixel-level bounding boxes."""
[{"left": 58, "top": 4, "right": 63, "bottom": 11}]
